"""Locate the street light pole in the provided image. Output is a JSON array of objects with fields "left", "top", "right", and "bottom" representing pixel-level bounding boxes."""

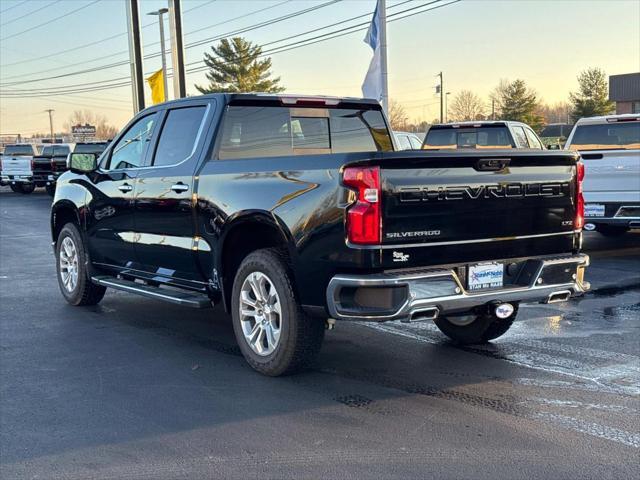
[{"left": 148, "top": 7, "right": 169, "bottom": 102}]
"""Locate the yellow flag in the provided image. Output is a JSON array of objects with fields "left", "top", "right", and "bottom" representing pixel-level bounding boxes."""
[{"left": 147, "top": 69, "right": 165, "bottom": 104}]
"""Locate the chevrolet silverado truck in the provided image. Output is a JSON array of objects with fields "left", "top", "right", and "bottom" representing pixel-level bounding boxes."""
[
  {"left": 1, "top": 143, "right": 37, "bottom": 193},
  {"left": 565, "top": 114, "right": 640, "bottom": 236},
  {"left": 33, "top": 144, "right": 73, "bottom": 196},
  {"left": 51, "top": 94, "right": 589, "bottom": 376}
]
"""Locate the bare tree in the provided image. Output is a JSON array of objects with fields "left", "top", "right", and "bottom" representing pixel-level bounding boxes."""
[
  {"left": 388, "top": 99, "right": 409, "bottom": 131},
  {"left": 537, "top": 101, "right": 571, "bottom": 124},
  {"left": 65, "top": 110, "right": 119, "bottom": 140},
  {"left": 448, "top": 90, "right": 486, "bottom": 122}
]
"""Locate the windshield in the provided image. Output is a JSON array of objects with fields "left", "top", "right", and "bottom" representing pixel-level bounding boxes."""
[
  {"left": 4, "top": 145, "right": 34, "bottom": 156},
  {"left": 74, "top": 143, "right": 107, "bottom": 154},
  {"left": 568, "top": 122, "right": 640, "bottom": 150},
  {"left": 423, "top": 126, "right": 513, "bottom": 149}
]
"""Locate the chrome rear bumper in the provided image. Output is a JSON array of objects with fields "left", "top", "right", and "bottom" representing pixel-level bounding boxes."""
[{"left": 326, "top": 254, "right": 589, "bottom": 322}]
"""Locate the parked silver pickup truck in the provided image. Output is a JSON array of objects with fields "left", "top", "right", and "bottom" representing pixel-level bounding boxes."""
[
  {"left": 1, "top": 143, "right": 37, "bottom": 193},
  {"left": 565, "top": 114, "right": 640, "bottom": 236}
]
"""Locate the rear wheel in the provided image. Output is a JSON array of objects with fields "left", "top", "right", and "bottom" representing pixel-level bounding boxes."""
[
  {"left": 18, "top": 183, "right": 35, "bottom": 194},
  {"left": 434, "top": 306, "right": 518, "bottom": 344},
  {"left": 9, "top": 184, "right": 21, "bottom": 193},
  {"left": 46, "top": 184, "right": 56, "bottom": 196},
  {"left": 597, "top": 225, "right": 628, "bottom": 237},
  {"left": 231, "top": 248, "right": 325, "bottom": 376},
  {"left": 55, "top": 223, "right": 106, "bottom": 306}
]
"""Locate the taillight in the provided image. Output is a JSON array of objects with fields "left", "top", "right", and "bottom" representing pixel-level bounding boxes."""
[
  {"left": 343, "top": 166, "right": 381, "bottom": 245},
  {"left": 575, "top": 162, "right": 585, "bottom": 230}
]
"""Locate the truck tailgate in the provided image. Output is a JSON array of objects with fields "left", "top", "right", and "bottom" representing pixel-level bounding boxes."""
[
  {"left": 2, "top": 156, "right": 32, "bottom": 175},
  {"left": 379, "top": 150, "right": 579, "bottom": 246}
]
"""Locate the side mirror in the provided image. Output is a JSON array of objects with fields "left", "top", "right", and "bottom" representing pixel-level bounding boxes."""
[{"left": 68, "top": 153, "right": 97, "bottom": 173}]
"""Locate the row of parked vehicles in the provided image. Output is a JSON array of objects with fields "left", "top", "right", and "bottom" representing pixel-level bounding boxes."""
[
  {"left": 394, "top": 115, "right": 640, "bottom": 236},
  {"left": 0, "top": 141, "right": 108, "bottom": 195}
]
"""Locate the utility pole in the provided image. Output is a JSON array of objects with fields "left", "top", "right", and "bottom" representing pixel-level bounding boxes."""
[
  {"left": 44, "top": 109, "right": 54, "bottom": 142},
  {"left": 126, "top": 0, "right": 145, "bottom": 113},
  {"left": 438, "top": 71, "right": 444, "bottom": 123},
  {"left": 491, "top": 99, "right": 495, "bottom": 120},
  {"left": 168, "top": 0, "right": 187, "bottom": 99},
  {"left": 148, "top": 7, "right": 169, "bottom": 102},
  {"left": 445, "top": 92, "right": 450, "bottom": 123},
  {"left": 379, "top": 0, "right": 389, "bottom": 116}
]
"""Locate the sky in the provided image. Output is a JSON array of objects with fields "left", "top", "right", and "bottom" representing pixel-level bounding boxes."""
[{"left": 0, "top": 0, "right": 639, "bottom": 135}]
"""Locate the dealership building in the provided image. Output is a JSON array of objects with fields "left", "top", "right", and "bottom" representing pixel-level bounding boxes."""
[{"left": 609, "top": 72, "right": 640, "bottom": 114}]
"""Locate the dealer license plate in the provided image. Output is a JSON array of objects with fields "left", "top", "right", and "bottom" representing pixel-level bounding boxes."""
[
  {"left": 468, "top": 263, "right": 504, "bottom": 291},
  {"left": 585, "top": 203, "right": 605, "bottom": 217}
]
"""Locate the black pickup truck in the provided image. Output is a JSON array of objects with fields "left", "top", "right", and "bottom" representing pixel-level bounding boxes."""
[
  {"left": 51, "top": 94, "right": 589, "bottom": 376},
  {"left": 33, "top": 144, "right": 72, "bottom": 195}
]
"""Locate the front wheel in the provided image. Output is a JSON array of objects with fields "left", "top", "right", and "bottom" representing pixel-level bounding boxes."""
[
  {"left": 434, "top": 306, "right": 518, "bottom": 344},
  {"left": 231, "top": 249, "right": 325, "bottom": 376},
  {"left": 55, "top": 223, "right": 106, "bottom": 306},
  {"left": 9, "top": 184, "right": 21, "bottom": 193}
]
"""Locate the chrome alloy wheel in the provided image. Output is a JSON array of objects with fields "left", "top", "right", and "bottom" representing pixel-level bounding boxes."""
[
  {"left": 239, "top": 271, "right": 282, "bottom": 356},
  {"left": 59, "top": 236, "right": 79, "bottom": 292}
]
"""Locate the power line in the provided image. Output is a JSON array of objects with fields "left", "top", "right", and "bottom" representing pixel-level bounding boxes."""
[
  {"left": 0, "top": 0, "right": 28, "bottom": 14},
  {"left": 0, "top": 0, "right": 459, "bottom": 99},
  {"left": 0, "top": 0, "right": 62, "bottom": 27},
  {"left": 0, "top": 0, "right": 338, "bottom": 86},
  {"left": 0, "top": 0, "right": 101, "bottom": 42},
  {"left": 0, "top": 0, "right": 289, "bottom": 71}
]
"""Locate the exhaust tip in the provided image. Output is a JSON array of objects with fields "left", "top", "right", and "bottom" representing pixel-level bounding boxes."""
[
  {"left": 547, "top": 290, "right": 572, "bottom": 304},
  {"left": 409, "top": 307, "right": 439, "bottom": 322},
  {"left": 494, "top": 303, "right": 515, "bottom": 319}
]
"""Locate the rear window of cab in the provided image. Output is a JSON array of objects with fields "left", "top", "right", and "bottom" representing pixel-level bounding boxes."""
[
  {"left": 423, "top": 126, "right": 513, "bottom": 149},
  {"left": 217, "top": 105, "right": 393, "bottom": 159},
  {"left": 568, "top": 122, "right": 640, "bottom": 150}
]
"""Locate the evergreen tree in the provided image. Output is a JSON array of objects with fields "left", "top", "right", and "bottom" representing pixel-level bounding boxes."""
[
  {"left": 497, "top": 79, "right": 544, "bottom": 131},
  {"left": 569, "top": 68, "right": 615, "bottom": 121},
  {"left": 195, "top": 37, "right": 284, "bottom": 94}
]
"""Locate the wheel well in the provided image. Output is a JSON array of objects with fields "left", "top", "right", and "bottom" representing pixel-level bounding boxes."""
[
  {"left": 52, "top": 207, "right": 79, "bottom": 243},
  {"left": 221, "top": 220, "right": 290, "bottom": 312}
]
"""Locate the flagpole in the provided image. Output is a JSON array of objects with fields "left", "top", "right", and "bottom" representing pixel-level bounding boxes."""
[{"left": 379, "top": 0, "right": 389, "bottom": 116}]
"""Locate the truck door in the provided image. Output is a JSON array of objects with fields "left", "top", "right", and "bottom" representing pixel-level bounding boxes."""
[
  {"left": 85, "top": 112, "right": 160, "bottom": 270},
  {"left": 133, "top": 101, "right": 212, "bottom": 284}
]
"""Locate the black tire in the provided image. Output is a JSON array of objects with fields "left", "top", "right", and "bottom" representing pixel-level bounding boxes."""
[
  {"left": 597, "top": 225, "right": 628, "bottom": 237},
  {"left": 55, "top": 223, "right": 106, "bottom": 306},
  {"left": 45, "top": 184, "right": 56, "bottom": 196},
  {"left": 18, "top": 183, "right": 35, "bottom": 194},
  {"left": 9, "top": 184, "right": 21, "bottom": 193},
  {"left": 231, "top": 248, "right": 325, "bottom": 376},
  {"left": 434, "top": 306, "right": 518, "bottom": 345}
]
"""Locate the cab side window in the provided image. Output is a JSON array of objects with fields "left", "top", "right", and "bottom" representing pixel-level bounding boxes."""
[
  {"left": 153, "top": 106, "right": 206, "bottom": 166},
  {"left": 107, "top": 113, "right": 158, "bottom": 170},
  {"left": 512, "top": 126, "right": 529, "bottom": 148},
  {"left": 524, "top": 128, "right": 543, "bottom": 149}
]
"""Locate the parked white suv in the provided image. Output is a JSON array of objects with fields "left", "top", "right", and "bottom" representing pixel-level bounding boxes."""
[{"left": 565, "top": 114, "right": 640, "bottom": 236}]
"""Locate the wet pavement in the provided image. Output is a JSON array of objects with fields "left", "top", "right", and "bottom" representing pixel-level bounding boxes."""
[{"left": 1, "top": 187, "right": 639, "bottom": 479}]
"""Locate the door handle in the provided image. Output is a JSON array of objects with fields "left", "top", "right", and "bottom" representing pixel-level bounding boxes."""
[
  {"left": 171, "top": 183, "right": 189, "bottom": 193},
  {"left": 118, "top": 183, "right": 133, "bottom": 193}
]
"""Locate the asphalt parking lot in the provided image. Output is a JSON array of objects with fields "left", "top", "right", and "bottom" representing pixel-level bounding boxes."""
[{"left": 1, "top": 187, "right": 639, "bottom": 480}]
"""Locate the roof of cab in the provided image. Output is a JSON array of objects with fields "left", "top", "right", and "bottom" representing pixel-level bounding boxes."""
[
  {"left": 143, "top": 93, "right": 381, "bottom": 109},
  {"left": 574, "top": 113, "right": 640, "bottom": 125}
]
